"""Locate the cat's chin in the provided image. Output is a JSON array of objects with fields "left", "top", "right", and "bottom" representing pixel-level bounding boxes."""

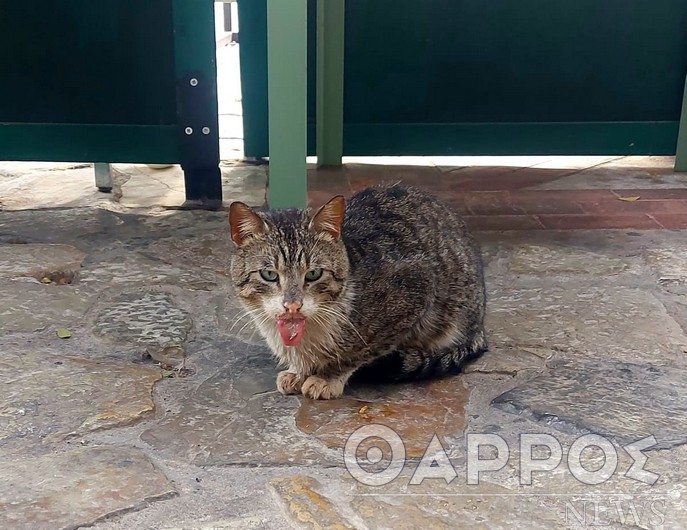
[{"left": 276, "top": 317, "right": 306, "bottom": 347}]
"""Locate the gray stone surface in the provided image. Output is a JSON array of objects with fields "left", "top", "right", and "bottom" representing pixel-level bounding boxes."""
[
  {"left": 348, "top": 479, "right": 566, "bottom": 530},
  {"left": 2, "top": 152, "right": 687, "bottom": 529},
  {"left": 645, "top": 247, "right": 687, "bottom": 295},
  {"left": 487, "top": 286, "right": 687, "bottom": 363},
  {"left": 80, "top": 254, "right": 217, "bottom": 291},
  {"left": 95, "top": 291, "right": 192, "bottom": 349},
  {"left": 0, "top": 279, "right": 91, "bottom": 333},
  {"left": 0, "top": 207, "right": 125, "bottom": 247},
  {"left": 0, "top": 243, "right": 86, "bottom": 279},
  {"left": 506, "top": 243, "right": 637, "bottom": 276},
  {"left": 140, "top": 339, "right": 332, "bottom": 466},
  {"left": 0, "top": 350, "right": 160, "bottom": 455},
  {"left": 0, "top": 446, "right": 175, "bottom": 530},
  {"left": 118, "top": 163, "right": 266, "bottom": 209},
  {"left": 493, "top": 359, "right": 687, "bottom": 449},
  {"left": 464, "top": 346, "right": 549, "bottom": 376},
  {"left": 533, "top": 156, "right": 687, "bottom": 190},
  {"left": 146, "top": 233, "right": 234, "bottom": 276}
]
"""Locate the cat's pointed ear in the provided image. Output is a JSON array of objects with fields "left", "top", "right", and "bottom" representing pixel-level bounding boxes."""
[
  {"left": 310, "top": 195, "right": 345, "bottom": 239},
  {"left": 229, "top": 201, "right": 266, "bottom": 247}
]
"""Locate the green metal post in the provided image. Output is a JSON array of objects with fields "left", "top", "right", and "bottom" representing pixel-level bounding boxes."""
[
  {"left": 267, "top": 0, "right": 308, "bottom": 208},
  {"left": 675, "top": 75, "right": 687, "bottom": 172},
  {"left": 316, "top": 0, "right": 345, "bottom": 167}
]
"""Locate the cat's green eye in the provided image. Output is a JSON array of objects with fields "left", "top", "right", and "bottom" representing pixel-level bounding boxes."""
[
  {"left": 304, "top": 268, "right": 323, "bottom": 282},
  {"left": 259, "top": 269, "right": 279, "bottom": 282}
]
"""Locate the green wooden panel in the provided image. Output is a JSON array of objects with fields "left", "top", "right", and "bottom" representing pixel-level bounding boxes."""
[
  {"left": 0, "top": 124, "right": 178, "bottom": 163},
  {"left": 0, "top": 0, "right": 176, "bottom": 126},
  {"left": 0, "top": 0, "right": 222, "bottom": 202},
  {"left": 340, "top": 122, "right": 679, "bottom": 156},
  {"left": 238, "top": 0, "right": 687, "bottom": 158}
]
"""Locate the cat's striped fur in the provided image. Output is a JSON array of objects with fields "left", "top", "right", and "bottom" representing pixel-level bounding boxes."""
[{"left": 229, "top": 183, "right": 487, "bottom": 399}]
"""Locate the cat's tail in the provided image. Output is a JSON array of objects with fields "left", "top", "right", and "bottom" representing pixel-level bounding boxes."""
[{"left": 352, "top": 331, "right": 488, "bottom": 384}]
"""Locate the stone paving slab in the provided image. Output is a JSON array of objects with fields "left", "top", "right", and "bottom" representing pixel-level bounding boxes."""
[
  {"left": 94, "top": 291, "right": 192, "bottom": 351},
  {"left": 2, "top": 162, "right": 687, "bottom": 529},
  {"left": 0, "top": 446, "right": 175, "bottom": 530},
  {"left": 493, "top": 359, "right": 687, "bottom": 449},
  {"left": 145, "top": 233, "right": 233, "bottom": 276},
  {"left": 0, "top": 208, "right": 125, "bottom": 248},
  {"left": 80, "top": 255, "right": 217, "bottom": 291},
  {"left": 296, "top": 378, "right": 471, "bottom": 459},
  {"left": 140, "top": 338, "right": 333, "bottom": 466},
  {"left": 645, "top": 247, "right": 687, "bottom": 293},
  {"left": 117, "top": 163, "right": 266, "bottom": 209},
  {"left": 348, "top": 480, "right": 565, "bottom": 530},
  {"left": 270, "top": 476, "right": 355, "bottom": 530},
  {"left": 0, "top": 243, "right": 86, "bottom": 280},
  {"left": 0, "top": 164, "right": 114, "bottom": 210},
  {"left": 0, "top": 279, "right": 91, "bottom": 334},
  {"left": 505, "top": 243, "right": 639, "bottom": 277},
  {"left": 0, "top": 350, "right": 160, "bottom": 455},
  {"left": 487, "top": 286, "right": 687, "bottom": 364}
]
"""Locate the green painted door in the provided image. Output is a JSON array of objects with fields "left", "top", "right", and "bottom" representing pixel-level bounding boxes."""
[
  {"left": 239, "top": 0, "right": 687, "bottom": 158},
  {"left": 0, "top": 0, "right": 222, "bottom": 205}
]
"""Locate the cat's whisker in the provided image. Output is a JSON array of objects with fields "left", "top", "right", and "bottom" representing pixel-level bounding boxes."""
[
  {"left": 228, "top": 310, "right": 259, "bottom": 334},
  {"left": 235, "top": 309, "right": 270, "bottom": 337},
  {"left": 316, "top": 305, "right": 368, "bottom": 347}
]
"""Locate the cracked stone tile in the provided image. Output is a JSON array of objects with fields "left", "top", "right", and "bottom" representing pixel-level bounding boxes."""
[
  {"left": 0, "top": 243, "right": 86, "bottom": 280},
  {"left": 646, "top": 248, "right": 687, "bottom": 296},
  {"left": 492, "top": 359, "right": 687, "bottom": 449},
  {"left": 296, "top": 378, "right": 470, "bottom": 458},
  {"left": 348, "top": 478, "right": 564, "bottom": 530},
  {"left": 80, "top": 254, "right": 216, "bottom": 291},
  {"left": 464, "top": 347, "right": 548, "bottom": 376},
  {"left": 0, "top": 446, "right": 175, "bottom": 530},
  {"left": 146, "top": 233, "right": 233, "bottom": 276},
  {"left": 0, "top": 165, "right": 115, "bottom": 210},
  {"left": 488, "top": 445, "right": 687, "bottom": 530},
  {"left": 161, "top": 518, "right": 265, "bottom": 530},
  {"left": 95, "top": 292, "right": 191, "bottom": 350},
  {"left": 118, "top": 163, "right": 266, "bottom": 208},
  {"left": 0, "top": 208, "right": 124, "bottom": 246},
  {"left": 0, "top": 279, "right": 90, "bottom": 333},
  {"left": 0, "top": 350, "right": 160, "bottom": 455},
  {"left": 645, "top": 248, "right": 687, "bottom": 280},
  {"left": 486, "top": 286, "right": 687, "bottom": 364},
  {"left": 507, "top": 244, "right": 636, "bottom": 276},
  {"left": 270, "top": 476, "right": 355, "bottom": 530},
  {"left": 141, "top": 339, "right": 331, "bottom": 466},
  {"left": 343, "top": 436, "right": 687, "bottom": 530}
]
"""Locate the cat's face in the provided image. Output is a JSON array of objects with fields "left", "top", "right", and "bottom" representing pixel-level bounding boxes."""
[{"left": 228, "top": 197, "right": 350, "bottom": 348}]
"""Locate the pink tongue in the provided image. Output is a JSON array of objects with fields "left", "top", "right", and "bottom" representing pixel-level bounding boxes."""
[{"left": 277, "top": 318, "right": 306, "bottom": 346}]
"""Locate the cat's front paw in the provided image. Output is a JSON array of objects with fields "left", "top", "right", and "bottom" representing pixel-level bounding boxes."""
[
  {"left": 301, "top": 375, "right": 344, "bottom": 400},
  {"left": 276, "top": 371, "right": 306, "bottom": 395}
]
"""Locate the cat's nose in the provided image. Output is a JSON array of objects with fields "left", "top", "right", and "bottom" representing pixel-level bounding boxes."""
[{"left": 283, "top": 301, "right": 302, "bottom": 314}]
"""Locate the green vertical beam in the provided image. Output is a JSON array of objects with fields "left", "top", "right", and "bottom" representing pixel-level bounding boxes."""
[
  {"left": 316, "top": 0, "right": 345, "bottom": 167},
  {"left": 675, "top": 75, "right": 687, "bottom": 171},
  {"left": 267, "top": 0, "right": 308, "bottom": 208}
]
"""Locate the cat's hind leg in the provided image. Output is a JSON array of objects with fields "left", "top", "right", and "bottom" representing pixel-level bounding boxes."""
[{"left": 353, "top": 329, "right": 488, "bottom": 383}]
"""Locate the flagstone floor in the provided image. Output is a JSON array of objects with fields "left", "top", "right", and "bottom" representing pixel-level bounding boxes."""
[{"left": 0, "top": 156, "right": 686, "bottom": 530}]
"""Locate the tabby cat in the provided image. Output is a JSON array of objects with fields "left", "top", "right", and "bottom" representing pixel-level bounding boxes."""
[{"left": 228, "top": 183, "right": 487, "bottom": 400}]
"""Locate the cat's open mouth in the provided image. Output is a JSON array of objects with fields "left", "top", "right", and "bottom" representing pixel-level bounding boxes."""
[{"left": 276, "top": 316, "right": 306, "bottom": 347}]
